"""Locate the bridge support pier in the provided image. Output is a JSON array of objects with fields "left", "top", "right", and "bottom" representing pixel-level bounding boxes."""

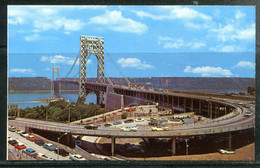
[
  {"left": 111, "top": 137, "right": 116, "bottom": 156},
  {"left": 171, "top": 137, "right": 176, "bottom": 155}
]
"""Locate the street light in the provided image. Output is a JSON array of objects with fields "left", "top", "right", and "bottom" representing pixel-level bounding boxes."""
[
  {"left": 68, "top": 104, "right": 76, "bottom": 123},
  {"left": 57, "top": 132, "right": 67, "bottom": 160},
  {"left": 185, "top": 139, "right": 189, "bottom": 155}
]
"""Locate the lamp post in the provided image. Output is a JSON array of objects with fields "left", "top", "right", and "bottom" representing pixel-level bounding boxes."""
[
  {"left": 68, "top": 104, "right": 76, "bottom": 123},
  {"left": 57, "top": 132, "right": 67, "bottom": 160},
  {"left": 185, "top": 139, "right": 189, "bottom": 155}
]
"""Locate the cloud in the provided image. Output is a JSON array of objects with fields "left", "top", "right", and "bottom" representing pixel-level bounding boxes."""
[
  {"left": 235, "top": 10, "right": 246, "bottom": 19},
  {"left": 10, "top": 69, "right": 34, "bottom": 74},
  {"left": 8, "top": 17, "right": 24, "bottom": 25},
  {"left": 134, "top": 7, "right": 211, "bottom": 21},
  {"left": 89, "top": 10, "right": 148, "bottom": 35},
  {"left": 210, "top": 44, "right": 243, "bottom": 52},
  {"left": 117, "top": 58, "right": 154, "bottom": 69},
  {"left": 41, "top": 55, "right": 92, "bottom": 65},
  {"left": 158, "top": 36, "right": 206, "bottom": 49},
  {"left": 184, "top": 66, "right": 232, "bottom": 77},
  {"left": 210, "top": 23, "right": 255, "bottom": 42},
  {"left": 233, "top": 61, "right": 255, "bottom": 69},
  {"left": 24, "top": 34, "right": 41, "bottom": 41}
]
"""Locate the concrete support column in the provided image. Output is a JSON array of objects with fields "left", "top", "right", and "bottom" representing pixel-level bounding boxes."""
[
  {"left": 225, "top": 106, "right": 227, "bottom": 115},
  {"left": 172, "top": 137, "right": 176, "bottom": 155},
  {"left": 66, "top": 133, "right": 72, "bottom": 146},
  {"left": 199, "top": 100, "right": 201, "bottom": 114},
  {"left": 191, "top": 99, "right": 193, "bottom": 111},
  {"left": 172, "top": 96, "right": 175, "bottom": 114},
  {"left": 121, "top": 95, "right": 124, "bottom": 109},
  {"left": 111, "top": 137, "right": 116, "bottom": 156},
  {"left": 184, "top": 98, "right": 186, "bottom": 113},
  {"left": 229, "top": 132, "right": 232, "bottom": 149},
  {"left": 177, "top": 97, "right": 180, "bottom": 107}
]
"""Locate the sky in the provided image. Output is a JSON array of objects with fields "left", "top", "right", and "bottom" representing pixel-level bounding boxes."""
[{"left": 8, "top": 5, "right": 255, "bottom": 79}]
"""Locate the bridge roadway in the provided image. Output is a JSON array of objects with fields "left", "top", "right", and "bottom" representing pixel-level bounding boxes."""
[{"left": 9, "top": 104, "right": 254, "bottom": 138}]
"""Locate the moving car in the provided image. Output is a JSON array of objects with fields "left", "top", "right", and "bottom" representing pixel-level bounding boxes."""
[
  {"left": 151, "top": 126, "right": 169, "bottom": 131},
  {"left": 135, "top": 118, "right": 144, "bottom": 122},
  {"left": 124, "top": 119, "right": 134, "bottom": 123},
  {"left": 8, "top": 139, "right": 18, "bottom": 146},
  {"left": 8, "top": 126, "right": 16, "bottom": 132},
  {"left": 69, "top": 154, "right": 86, "bottom": 161},
  {"left": 159, "top": 117, "right": 168, "bottom": 122},
  {"left": 104, "top": 123, "right": 113, "bottom": 127},
  {"left": 218, "top": 149, "right": 236, "bottom": 154},
  {"left": 22, "top": 148, "right": 38, "bottom": 158},
  {"left": 26, "top": 135, "right": 37, "bottom": 141},
  {"left": 37, "top": 153, "right": 54, "bottom": 160},
  {"left": 34, "top": 139, "right": 45, "bottom": 146},
  {"left": 84, "top": 124, "right": 98, "bottom": 130},
  {"left": 20, "top": 132, "right": 29, "bottom": 137},
  {"left": 244, "top": 111, "right": 253, "bottom": 117},
  {"left": 14, "top": 142, "right": 27, "bottom": 150},
  {"left": 113, "top": 120, "right": 122, "bottom": 125},
  {"left": 43, "top": 143, "right": 57, "bottom": 151},
  {"left": 120, "top": 126, "right": 137, "bottom": 132},
  {"left": 54, "top": 148, "right": 70, "bottom": 157}
]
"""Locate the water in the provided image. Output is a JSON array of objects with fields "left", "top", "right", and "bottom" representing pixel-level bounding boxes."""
[{"left": 8, "top": 92, "right": 97, "bottom": 109}]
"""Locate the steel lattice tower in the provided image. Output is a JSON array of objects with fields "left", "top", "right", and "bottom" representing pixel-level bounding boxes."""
[
  {"left": 51, "top": 66, "right": 61, "bottom": 92},
  {"left": 79, "top": 36, "right": 105, "bottom": 104}
]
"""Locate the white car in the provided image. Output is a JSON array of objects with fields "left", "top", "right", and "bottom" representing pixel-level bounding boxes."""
[
  {"left": 218, "top": 149, "right": 236, "bottom": 154},
  {"left": 20, "top": 132, "right": 29, "bottom": 137},
  {"left": 151, "top": 126, "right": 169, "bottom": 131},
  {"left": 121, "top": 126, "right": 137, "bottom": 132},
  {"left": 135, "top": 118, "right": 144, "bottom": 122},
  {"left": 69, "top": 154, "right": 86, "bottom": 161}
]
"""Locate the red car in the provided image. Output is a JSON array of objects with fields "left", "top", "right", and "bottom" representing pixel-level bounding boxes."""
[
  {"left": 26, "top": 135, "right": 37, "bottom": 141},
  {"left": 14, "top": 143, "right": 27, "bottom": 150}
]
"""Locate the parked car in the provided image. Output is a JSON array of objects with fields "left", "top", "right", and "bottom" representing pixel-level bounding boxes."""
[
  {"left": 22, "top": 148, "right": 38, "bottom": 158},
  {"left": 113, "top": 120, "right": 122, "bottom": 125},
  {"left": 170, "top": 118, "right": 183, "bottom": 124},
  {"left": 54, "top": 148, "right": 70, "bottom": 157},
  {"left": 26, "top": 135, "right": 37, "bottom": 141},
  {"left": 244, "top": 111, "right": 253, "bottom": 117},
  {"left": 218, "top": 149, "right": 236, "bottom": 154},
  {"left": 84, "top": 124, "right": 98, "bottom": 130},
  {"left": 34, "top": 139, "right": 45, "bottom": 146},
  {"left": 8, "top": 116, "right": 16, "bottom": 120},
  {"left": 8, "top": 126, "right": 16, "bottom": 132},
  {"left": 159, "top": 117, "right": 168, "bottom": 122},
  {"left": 121, "top": 126, "right": 137, "bottom": 132},
  {"left": 69, "top": 154, "right": 86, "bottom": 161},
  {"left": 151, "top": 126, "right": 169, "bottom": 131},
  {"left": 8, "top": 139, "right": 18, "bottom": 146},
  {"left": 120, "top": 143, "right": 132, "bottom": 149},
  {"left": 37, "top": 153, "right": 54, "bottom": 160},
  {"left": 124, "top": 119, "right": 134, "bottom": 123},
  {"left": 104, "top": 123, "right": 113, "bottom": 127},
  {"left": 43, "top": 143, "right": 57, "bottom": 151},
  {"left": 135, "top": 118, "right": 144, "bottom": 122},
  {"left": 14, "top": 142, "right": 27, "bottom": 150}
]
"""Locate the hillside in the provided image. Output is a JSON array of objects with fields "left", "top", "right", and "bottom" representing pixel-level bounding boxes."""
[{"left": 8, "top": 77, "right": 255, "bottom": 93}]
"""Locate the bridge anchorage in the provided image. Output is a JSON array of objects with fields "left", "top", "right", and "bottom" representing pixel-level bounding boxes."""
[{"left": 79, "top": 36, "right": 105, "bottom": 105}]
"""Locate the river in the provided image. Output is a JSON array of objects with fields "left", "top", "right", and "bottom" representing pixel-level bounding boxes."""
[{"left": 8, "top": 92, "right": 97, "bottom": 109}]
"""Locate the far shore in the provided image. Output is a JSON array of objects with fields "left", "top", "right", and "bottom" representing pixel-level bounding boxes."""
[{"left": 8, "top": 90, "right": 78, "bottom": 94}]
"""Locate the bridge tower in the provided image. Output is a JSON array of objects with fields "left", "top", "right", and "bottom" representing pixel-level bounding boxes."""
[
  {"left": 51, "top": 66, "right": 61, "bottom": 96},
  {"left": 79, "top": 36, "right": 105, "bottom": 104}
]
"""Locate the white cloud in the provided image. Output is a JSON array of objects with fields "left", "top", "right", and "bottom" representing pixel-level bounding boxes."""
[
  {"left": 234, "top": 61, "right": 255, "bottom": 69},
  {"left": 24, "top": 34, "right": 41, "bottom": 42},
  {"left": 134, "top": 7, "right": 211, "bottom": 21},
  {"left": 40, "top": 55, "right": 90, "bottom": 65},
  {"left": 210, "top": 23, "right": 255, "bottom": 42},
  {"left": 8, "top": 17, "right": 24, "bottom": 25},
  {"left": 117, "top": 58, "right": 154, "bottom": 69},
  {"left": 210, "top": 44, "right": 243, "bottom": 52},
  {"left": 89, "top": 10, "right": 148, "bottom": 35},
  {"left": 235, "top": 10, "right": 246, "bottom": 19},
  {"left": 10, "top": 69, "right": 34, "bottom": 74},
  {"left": 45, "top": 68, "right": 51, "bottom": 71},
  {"left": 184, "top": 66, "right": 232, "bottom": 77},
  {"left": 158, "top": 36, "right": 206, "bottom": 49}
]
